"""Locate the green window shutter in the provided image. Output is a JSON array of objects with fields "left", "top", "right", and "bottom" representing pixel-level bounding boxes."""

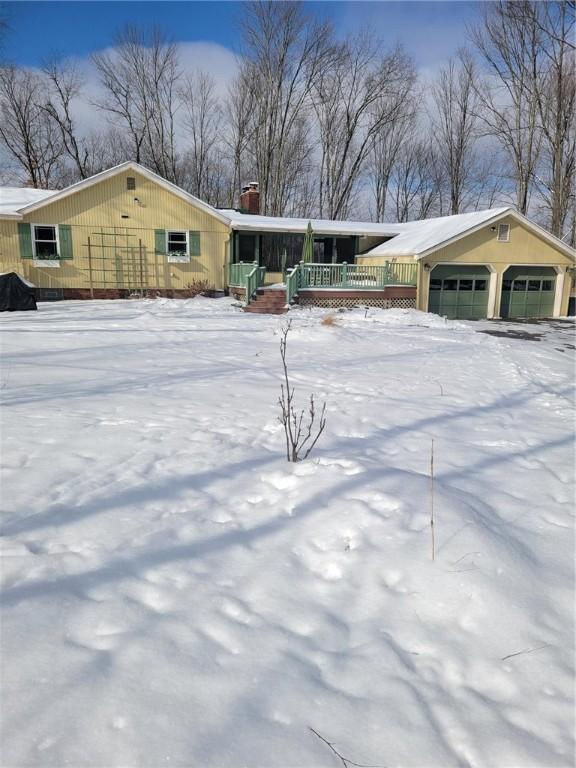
[
  {"left": 155, "top": 229, "right": 166, "bottom": 255},
  {"left": 17, "top": 223, "right": 33, "bottom": 258},
  {"left": 58, "top": 224, "right": 73, "bottom": 259},
  {"left": 189, "top": 231, "right": 201, "bottom": 257}
]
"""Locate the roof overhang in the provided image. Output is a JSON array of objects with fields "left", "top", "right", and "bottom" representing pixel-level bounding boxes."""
[{"left": 228, "top": 215, "right": 402, "bottom": 238}]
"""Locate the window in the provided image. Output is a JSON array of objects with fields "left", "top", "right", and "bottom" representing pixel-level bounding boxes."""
[
  {"left": 126, "top": 177, "right": 136, "bottom": 190},
  {"left": 443, "top": 279, "right": 458, "bottom": 290},
  {"left": 541, "top": 280, "right": 553, "bottom": 291},
  {"left": 497, "top": 223, "right": 510, "bottom": 242},
  {"left": 167, "top": 231, "right": 187, "bottom": 254},
  {"left": 513, "top": 280, "right": 527, "bottom": 291},
  {"left": 429, "top": 278, "right": 442, "bottom": 291},
  {"left": 502, "top": 279, "right": 512, "bottom": 291},
  {"left": 475, "top": 279, "right": 487, "bottom": 291},
  {"left": 528, "top": 280, "right": 541, "bottom": 292},
  {"left": 167, "top": 231, "right": 189, "bottom": 262},
  {"left": 32, "top": 225, "right": 58, "bottom": 259},
  {"left": 459, "top": 279, "right": 473, "bottom": 291}
]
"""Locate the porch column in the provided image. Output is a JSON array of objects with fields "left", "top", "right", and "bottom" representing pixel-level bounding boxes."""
[
  {"left": 487, "top": 266, "right": 499, "bottom": 319},
  {"left": 553, "top": 268, "right": 566, "bottom": 318}
]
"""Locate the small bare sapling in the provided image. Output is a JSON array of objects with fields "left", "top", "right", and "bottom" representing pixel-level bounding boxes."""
[
  {"left": 430, "top": 437, "right": 435, "bottom": 561},
  {"left": 278, "top": 321, "right": 327, "bottom": 462}
]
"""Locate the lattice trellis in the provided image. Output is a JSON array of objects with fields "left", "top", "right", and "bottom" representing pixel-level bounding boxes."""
[{"left": 297, "top": 296, "right": 416, "bottom": 309}]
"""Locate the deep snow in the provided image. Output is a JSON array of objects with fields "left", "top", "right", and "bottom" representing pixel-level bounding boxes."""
[{"left": 1, "top": 298, "right": 574, "bottom": 768}]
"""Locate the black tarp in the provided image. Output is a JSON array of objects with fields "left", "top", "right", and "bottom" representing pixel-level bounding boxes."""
[{"left": 0, "top": 272, "right": 37, "bottom": 311}]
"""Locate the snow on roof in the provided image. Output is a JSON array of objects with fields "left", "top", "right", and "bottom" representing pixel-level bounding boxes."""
[
  {"left": 362, "top": 208, "right": 512, "bottom": 258},
  {"left": 221, "top": 210, "right": 405, "bottom": 237},
  {"left": 0, "top": 187, "right": 56, "bottom": 217}
]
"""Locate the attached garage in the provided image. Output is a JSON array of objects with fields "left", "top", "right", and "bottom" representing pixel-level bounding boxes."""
[
  {"left": 428, "top": 265, "right": 490, "bottom": 319},
  {"left": 500, "top": 267, "right": 556, "bottom": 319}
]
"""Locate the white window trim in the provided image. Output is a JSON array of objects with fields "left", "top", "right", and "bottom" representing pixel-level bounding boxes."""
[
  {"left": 166, "top": 230, "right": 190, "bottom": 262},
  {"left": 497, "top": 223, "right": 510, "bottom": 242},
  {"left": 31, "top": 223, "right": 60, "bottom": 260}
]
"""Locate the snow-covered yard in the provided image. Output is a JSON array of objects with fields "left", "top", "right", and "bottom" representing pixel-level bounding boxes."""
[{"left": 1, "top": 298, "right": 574, "bottom": 768}]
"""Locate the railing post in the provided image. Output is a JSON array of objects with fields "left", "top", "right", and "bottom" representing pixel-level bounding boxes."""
[{"left": 342, "top": 262, "right": 348, "bottom": 287}]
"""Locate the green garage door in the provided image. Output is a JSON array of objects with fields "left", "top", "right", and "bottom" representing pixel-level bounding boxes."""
[
  {"left": 500, "top": 267, "right": 556, "bottom": 319},
  {"left": 428, "top": 266, "right": 490, "bottom": 319}
]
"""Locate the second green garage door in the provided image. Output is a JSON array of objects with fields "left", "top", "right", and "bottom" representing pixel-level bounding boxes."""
[
  {"left": 428, "top": 266, "right": 490, "bottom": 319},
  {"left": 500, "top": 267, "right": 556, "bottom": 319}
]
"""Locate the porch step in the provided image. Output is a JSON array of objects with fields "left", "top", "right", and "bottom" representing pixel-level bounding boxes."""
[{"left": 244, "top": 287, "right": 290, "bottom": 314}]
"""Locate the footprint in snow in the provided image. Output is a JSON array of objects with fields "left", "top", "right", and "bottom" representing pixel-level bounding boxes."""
[
  {"left": 68, "top": 621, "right": 129, "bottom": 652},
  {"left": 219, "top": 597, "right": 254, "bottom": 626},
  {"left": 317, "top": 457, "right": 364, "bottom": 475},
  {"left": 260, "top": 471, "right": 301, "bottom": 490},
  {"left": 121, "top": 581, "right": 174, "bottom": 614},
  {"left": 350, "top": 491, "right": 401, "bottom": 519}
]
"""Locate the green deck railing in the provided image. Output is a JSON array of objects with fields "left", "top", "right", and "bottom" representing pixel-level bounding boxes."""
[
  {"left": 286, "top": 261, "right": 418, "bottom": 303},
  {"left": 286, "top": 264, "right": 302, "bottom": 304},
  {"left": 228, "top": 261, "right": 259, "bottom": 287},
  {"left": 244, "top": 265, "right": 266, "bottom": 306}
]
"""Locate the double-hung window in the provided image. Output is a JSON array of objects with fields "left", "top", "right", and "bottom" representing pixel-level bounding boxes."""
[
  {"left": 33, "top": 225, "right": 59, "bottom": 259},
  {"left": 167, "top": 231, "right": 189, "bottom": 262}
]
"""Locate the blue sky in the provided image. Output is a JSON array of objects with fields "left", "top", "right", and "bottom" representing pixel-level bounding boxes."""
[{"left": 4, "top": 1, "right": 481, "bottom": 70}]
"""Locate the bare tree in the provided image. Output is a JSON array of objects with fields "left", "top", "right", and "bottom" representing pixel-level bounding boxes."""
[
  {"left": 530, "top": 1, "right": 575, "bottom": 240},
  {"left": 181, "top": 71, "right": 224, "bottom": 203},
  {"left": 237, "top": 1, "right": 332, "bottom": 215},
  {"left": 470, "top": 2, "right": 543, "bottom": 214},
  {"left": 369, "top": 104, "right": 414, "bottom": 220},
  {"left": 0, "top": 66, "right": 64, "bottom": 187},
  {"left": 92, "top": 26, "right": 182, "bottom": 182},
  {"left": 41, "top": 58, "right": 100, "bottom": 180},
  {"left": 471, "top": 1, "right": 575, "bottom": 238},
  {"left": 311, "top": 35, "right": 416, "bottom": 220},
  {"left": 390, "top": 137, "right": 441, "bottom": 222},
  {"left": 430, "top": 49, "right": 481, "bottom": 214},
  {"left": 223, "top": 70, "right": 255, "bottom": 207}
]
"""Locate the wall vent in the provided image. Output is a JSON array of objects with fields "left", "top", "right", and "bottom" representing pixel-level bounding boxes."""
[
  {"left": 127, "top": 177, "right": 136, "bottom": 190},
  {"left": 497, "top": 223, "right": 510, "bottom": 242}
]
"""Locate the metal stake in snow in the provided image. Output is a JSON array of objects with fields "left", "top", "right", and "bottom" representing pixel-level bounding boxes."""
[{"left": 430, "top": 438, "right": 435, "bottom": 561}]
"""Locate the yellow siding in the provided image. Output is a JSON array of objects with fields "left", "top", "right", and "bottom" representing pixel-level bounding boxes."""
[
  {"left": 356, "top": 255, "right": 415, "bottom": 266},
  {"left": 265, "top": 271, "right": 283, "bottom": 285},
  {"left": 0, "top": 170, "right": 230, "bottom": 292}
]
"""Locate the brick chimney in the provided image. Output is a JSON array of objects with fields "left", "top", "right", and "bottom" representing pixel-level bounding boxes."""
[{"left": 240, "top": 182, "right": 260, "bottom": 214}]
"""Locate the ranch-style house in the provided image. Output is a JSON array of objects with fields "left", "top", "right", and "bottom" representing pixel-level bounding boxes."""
[{"left": 0, "top": 161, "right": 574, "bottom": 319}]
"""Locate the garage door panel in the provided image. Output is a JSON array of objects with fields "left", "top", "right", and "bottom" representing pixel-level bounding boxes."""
[
  {"left": 501, "top": 267, "right": 556, "bottom": 319},
  {"left": 428, "top": 266, "right": 489, "bottom": 320}
]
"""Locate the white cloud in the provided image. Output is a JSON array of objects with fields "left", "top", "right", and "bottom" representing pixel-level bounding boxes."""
[
  {"left": 178, "top": 41, "right": 239, "bottom": 97},
  {"left": 64, "top": 41, "right": 239, "bottom": 136}
]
